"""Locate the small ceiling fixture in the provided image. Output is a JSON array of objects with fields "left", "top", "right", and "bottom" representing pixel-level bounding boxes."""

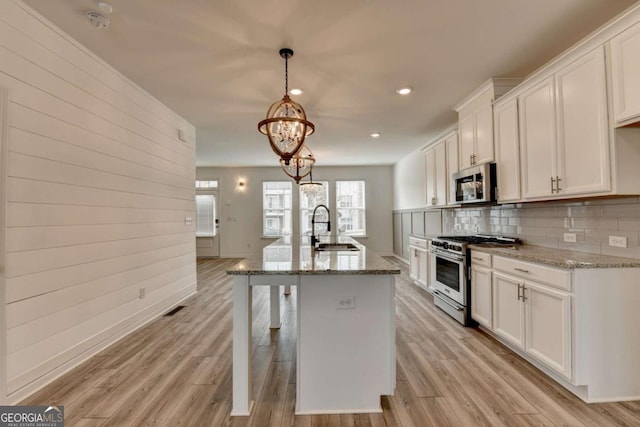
[
  {"left": 300, "top": 169, "right": 323, "bottom": 195},
  {"left": 290, "top": 88, "right": 303, "bottom": 95},
  {"left": 280, "top": 145, "right": 315, "bottom": 184},
  {"left": 86, "top": 11, "right": 110, "bottom": 28},
  {"left": 396, "top": 86, "right": 412, "bottom": 95},
  {"left": 98, "top": 2, "right": 113, "bottom": 14},
  {"left": 370, "top": 132, "right": 381, "bottom": 138},
  {"left": 258, "top": 48, "right": 315, "bottom": 165}
]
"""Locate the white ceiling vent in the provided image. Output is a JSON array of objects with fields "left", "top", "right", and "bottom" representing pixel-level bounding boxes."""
[{"left": 86, "top": 11, "right": 110, "bottom": 28}]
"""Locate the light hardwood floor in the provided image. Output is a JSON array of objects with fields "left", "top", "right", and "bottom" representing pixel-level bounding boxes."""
[{"left": 21, "top": 257, "right": 640, "bottom": 426}]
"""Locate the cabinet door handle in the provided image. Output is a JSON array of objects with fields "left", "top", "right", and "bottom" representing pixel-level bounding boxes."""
[
  {"left": 517, "top": 283, "right": 522, "bottom": 301},
  {"left": 550, "top": 177, "right": 556, "bottom": 193},
  {"left": 522, "top": 285, "right": 528, "bottom": 301},
  {"left": 514, "top": 267, "right": 529, "bottom": 273},
  {"left": 556, "top": 176, "right": 562, "bottom": 192},
  {"left": 470, "top": 154, "right": 474, "bottom": 166},
  {"left": 431, "top": 197, "right": 436, "bottom": 205}
]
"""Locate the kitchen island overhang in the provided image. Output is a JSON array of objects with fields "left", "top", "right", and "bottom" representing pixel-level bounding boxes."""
[{"left": 227, "top": 236, "right": 400, "bottom": 416}]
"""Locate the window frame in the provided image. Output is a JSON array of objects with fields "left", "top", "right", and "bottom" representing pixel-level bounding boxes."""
[
  {"left": 262, "top": 181, "right": 293, "bottom": 237},
  {"left": 299, "top": 181, "right": 330, "bottom": 236},
  {"left": 335, "top": 180, "right": 367, "bottom": 237}
]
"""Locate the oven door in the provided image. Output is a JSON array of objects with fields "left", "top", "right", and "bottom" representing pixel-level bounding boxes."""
[{"left": 431, "top": 250, "right": 466, "bottom": 306}]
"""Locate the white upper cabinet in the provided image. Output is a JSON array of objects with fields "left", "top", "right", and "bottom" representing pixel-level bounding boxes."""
[
  {"left": 424, "top": 143, "right": 447, "bottom": 208},
  {"left": 555, "top": 47, "right": 610, "bottom": 196},
  {"left": 458, "top": 115, "right": 476, "bottom": 169},
  {"left": 435, "top": 143, "right": 447, "bottom": 207},
  {"left": 424, "top": 131, "right": 456, "bottom": 208},
  {"left": 610, "top": 20, "right": 640, "bottom": 125},
  {"left": 474, "top": 103, "right": 495, "bottom": 165},
  {"left": 454, "top": 78, "right": 521, "bottom": 170},
  {"left": 519, "top": 76, "right": 557, "bottom": 200},
  {"left": 494, "top": 98, "right": 521, "bottom": 202},
  {"left": 444, "top": 131, "right": 459, "bottom": 206},
  {"left": 519, "top": 47, "right": 610, "bottom": 201}
]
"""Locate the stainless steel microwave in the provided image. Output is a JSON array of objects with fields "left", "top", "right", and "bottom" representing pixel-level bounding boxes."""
[{"left": 452, "top": 162, "right": 497, "bottom": 204}]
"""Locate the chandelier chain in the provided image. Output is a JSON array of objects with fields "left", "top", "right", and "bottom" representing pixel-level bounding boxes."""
[{"left": 285, "top": 55, "right": 288, "bottom": 95}]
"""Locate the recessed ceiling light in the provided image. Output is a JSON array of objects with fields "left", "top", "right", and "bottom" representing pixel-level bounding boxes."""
[
  {"left": 396, "top": 86, "right": 412, "bottom": 95},
  {"left": 290, "top": 88, "right": 303, "bottom": 95},
  {"left": 370, "top": 133, "right": 381, "bottom": 138}
]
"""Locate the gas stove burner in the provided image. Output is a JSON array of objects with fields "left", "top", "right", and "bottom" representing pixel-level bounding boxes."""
[{"left": 436, "top": 234, "right": 521, "bottom": 245}]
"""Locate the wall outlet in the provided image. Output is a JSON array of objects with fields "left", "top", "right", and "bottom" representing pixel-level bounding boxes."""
[
  {"left": 336, "top": 296, "right": 355, "bottom": 310},
  {"left": 139, "top": 287, "right": 146, "bottom": 299},
  {"left": 563, "top": 233, "right": 577, "bottom": 243},
  {"left": 609, "top": 235, "right": 628, "bottom": 248}
]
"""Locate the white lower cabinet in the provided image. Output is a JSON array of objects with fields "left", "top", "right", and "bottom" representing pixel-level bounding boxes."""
[
  {"left": 470, "top": 252, "right": 493, "bottom": 328},
  {"left": 524, "top": 282, "right": 572, "bottom": 379},
  {"left": 490, "top": 258, "right": 572, "bottom": 380},
  {"left": 492, "top": 272, "right": 526, "bottom": 349},
  {"left": 409, "top": 237, "right": 428, "bottom": 291}
]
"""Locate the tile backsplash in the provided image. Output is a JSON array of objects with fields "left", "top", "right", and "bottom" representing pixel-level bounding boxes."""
[{"left": 442, "top": 196, "right": 640, "bottom": 259}]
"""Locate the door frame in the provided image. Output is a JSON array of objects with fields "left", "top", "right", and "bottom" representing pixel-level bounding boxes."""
[
  {"left": 195, "top": 188, "right": 220, "bottom": 257},
  {"left": 0, "top": 87, "right": 8, "bottom": 404}
]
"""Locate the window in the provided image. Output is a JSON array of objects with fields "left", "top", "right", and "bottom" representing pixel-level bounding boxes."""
[
  {"left": 263, "top": 182, "right": 292, "bottom": 236},
  {"left": 336, "top": 181, "right": 366, "bottom": 236},
  {"left": 195, "top": 180, "right": 218, "bottom": 238},
  {"left": 195, "top": 194, "right": 217, "bottom": 237},
  {"left": 195, "top": 180, "right": 218, "bottom": 189},
  {"left": 299, "top": 182, "right": 329, "bottom": 235}
]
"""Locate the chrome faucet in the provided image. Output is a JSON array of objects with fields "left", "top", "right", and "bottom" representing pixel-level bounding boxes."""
[{"left": 310, "top": 204, "right": 331, "bottom": 248}]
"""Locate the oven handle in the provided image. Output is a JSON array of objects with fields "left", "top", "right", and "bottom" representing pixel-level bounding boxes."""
[
  {"left": 433, "top": 291, "right": 464, "bottom": 311},
  {"left": 432, "top": 249, "right": 464, "bottom": 263}
]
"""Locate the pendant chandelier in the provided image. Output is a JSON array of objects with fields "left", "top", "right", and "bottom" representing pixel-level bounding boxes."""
[
  {"left": 280, "top": 145, "right": 315, "bottom": 183},
  {"left": 258, "top": 48, "right": 315, "bottom": 165},
  {"left": 300, "top": 169, "right": 323, "bottom": 195}
]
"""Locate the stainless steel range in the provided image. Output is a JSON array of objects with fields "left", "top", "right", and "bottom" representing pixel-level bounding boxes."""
[{"left": 431, "top": 234, "right": 520, "bottom": 326}]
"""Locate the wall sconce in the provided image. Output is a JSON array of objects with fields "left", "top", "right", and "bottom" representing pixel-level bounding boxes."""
[{"left": 237, "top": 178, "right": 246, "bottom": 192}]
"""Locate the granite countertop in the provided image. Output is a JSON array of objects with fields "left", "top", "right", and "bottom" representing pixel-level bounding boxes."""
[
  {"left": 227, "top": 235, "right": 401, "bottom": 275},
  {"left": 469, "top": 244, "right": 640, "bottom": 269}
]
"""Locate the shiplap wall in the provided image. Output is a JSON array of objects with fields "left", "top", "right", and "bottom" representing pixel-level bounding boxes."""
[{"left": 0, "top": 0, "right": 197, "bottom": 401}]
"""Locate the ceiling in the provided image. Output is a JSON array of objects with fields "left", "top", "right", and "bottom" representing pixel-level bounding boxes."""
[{"left": 22, "top": 0, "right": 637, "bottom": 167}]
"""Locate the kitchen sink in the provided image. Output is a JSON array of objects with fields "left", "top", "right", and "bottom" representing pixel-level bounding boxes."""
[{"left": 314, "top": 243, "right": 360, "bottom": 252}]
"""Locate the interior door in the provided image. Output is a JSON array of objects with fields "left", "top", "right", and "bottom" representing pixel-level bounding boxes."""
[{"left": 196, "top": 190, "right": 220, "bottom": 257}]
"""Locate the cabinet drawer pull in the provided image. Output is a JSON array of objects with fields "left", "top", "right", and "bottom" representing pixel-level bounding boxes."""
[
  {"left": 472, "top": 257, "right": 484, "bottom": 261},
  {"left": 514, "top": 267, "right": 530, "bottom": 273}
]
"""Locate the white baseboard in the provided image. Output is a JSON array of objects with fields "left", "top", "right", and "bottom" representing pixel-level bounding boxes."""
[{"left": 7, "top": 282, "right": 197, "bottom": 404}]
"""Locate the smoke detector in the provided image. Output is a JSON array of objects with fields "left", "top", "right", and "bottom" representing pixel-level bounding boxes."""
[{"left": 86, "top": 11, "right": 110, "bottom": 28}]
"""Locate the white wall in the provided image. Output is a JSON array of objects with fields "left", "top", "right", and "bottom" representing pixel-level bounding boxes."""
[
  {"left": 0, "top": 1, "right": 197, "bottom": 402},
  {"left": 196, "top": 165, "right": 394, "bottom": 256},
  {"left": 393, "top": 148, "right": 426, "bottom": 211}
]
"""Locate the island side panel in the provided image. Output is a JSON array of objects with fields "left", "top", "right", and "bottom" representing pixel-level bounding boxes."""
[
  {"left": 573, "top": 267, "right": 640, "bottom": 402},
  {"left": 296, "top": 274, "right": 396, "bottom": 414},
  {"left": 231, "top": 275, "right": 253, "bottom": 416}
]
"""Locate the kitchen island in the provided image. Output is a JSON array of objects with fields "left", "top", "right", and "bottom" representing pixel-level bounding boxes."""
[{"left": 227, "top": 236, "right": 400, "bottom": 416}]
